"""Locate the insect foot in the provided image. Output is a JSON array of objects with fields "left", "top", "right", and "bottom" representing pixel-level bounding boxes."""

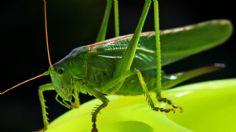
[
  {"left": 157, "top": 97, "right": 183, "bottom": 113},
  {"left": 92, "top": 124, "right": 98, "bottom": 132},
  {"left": 32, "top": 127, "right": 46, "bottom": 132}
]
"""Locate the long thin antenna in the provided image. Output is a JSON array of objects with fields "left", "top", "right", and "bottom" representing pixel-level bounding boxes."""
[
  {"left": 43, "top": 0, "right": 53, "bottom": 67},
  {"left": 0, "top": 72, "right": 48, "bottom": 95},
  {"left": 1, "top": 1, "right": 53, "bottom": 95}
]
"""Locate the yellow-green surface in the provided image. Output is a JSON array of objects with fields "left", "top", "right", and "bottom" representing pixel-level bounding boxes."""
[{"left": 47, "top": 79, "right": 236, "bottom": 132}]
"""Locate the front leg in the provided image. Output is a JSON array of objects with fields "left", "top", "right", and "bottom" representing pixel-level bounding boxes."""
[{"left": 38, "top": 83, "right": 55, "bottom": 131}]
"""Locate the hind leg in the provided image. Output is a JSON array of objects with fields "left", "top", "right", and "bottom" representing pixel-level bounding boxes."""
[
  {"left": 96, "top": 0, "right": 120, "bottom": 42},
  {"left": 152, "top": 0, "right": 181, "bottom": 112}
]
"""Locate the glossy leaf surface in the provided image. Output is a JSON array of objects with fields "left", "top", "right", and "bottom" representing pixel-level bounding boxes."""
[{"left": 47, "top": 78, "right": 236, "bottom": 132}]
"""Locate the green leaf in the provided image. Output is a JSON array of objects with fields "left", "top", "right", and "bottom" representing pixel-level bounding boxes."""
[{"left": 46, "top": 78, "right": 236, "bottom": 132}]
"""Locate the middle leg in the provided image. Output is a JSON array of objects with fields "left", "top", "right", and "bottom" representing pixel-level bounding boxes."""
[{"left": 87, "top": 87, "right": 109, "bottom": 132}]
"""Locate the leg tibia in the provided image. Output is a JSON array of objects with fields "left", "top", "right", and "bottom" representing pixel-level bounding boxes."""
[
  {"left": 153, "top": 0, "right": 162, "bottom": 97},
  {"left": 135, "top": 69, "right": 180, "bottom": 113},
  {"left": 135, "top": 69, "right": 155, "bottom": 108},
  {"left": 152, "top": 0, "right": 182, "bottom": 113},
  {"left": 114, "top": 0, "right": 152, "bottom": 77},
  {"left": 87, "top": 87, "right": 109, "bottom": 132},
  {"left": 96, "top": 0, "right": 113, "bottom": 42},
  {"left": 114, "top": 0, "right": 120, "bottom": 37},
  {"left": 38, "top": 83, "right": 54, "bottom": 130}
]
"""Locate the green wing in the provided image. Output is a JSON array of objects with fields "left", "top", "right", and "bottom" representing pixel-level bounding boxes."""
[
  {"left": 160, "top": 19, "right": 232, "bottom": 66},
  {"left": 89, "top": 19, "right": 232, "bottom": 70}
]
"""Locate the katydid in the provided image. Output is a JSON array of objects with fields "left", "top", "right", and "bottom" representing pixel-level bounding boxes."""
[{"left": 0, "top": 0, "right": 233, "bottom": 132}]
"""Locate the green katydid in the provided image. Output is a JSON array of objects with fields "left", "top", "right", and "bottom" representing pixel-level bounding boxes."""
[{"left": 0, "top": 0, "right": 233, "bottom": 132}]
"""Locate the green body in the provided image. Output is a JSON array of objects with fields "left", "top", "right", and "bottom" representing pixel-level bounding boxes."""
[{"left": 52, "top": 20, "right": 232, "bottom": 97}]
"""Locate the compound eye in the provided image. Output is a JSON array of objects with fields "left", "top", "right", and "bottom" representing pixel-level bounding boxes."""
[{"left": 57, "top": 67, "right": 64, "bottom": 74}]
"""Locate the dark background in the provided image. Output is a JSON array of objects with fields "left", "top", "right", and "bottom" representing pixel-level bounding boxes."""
[{"left": 0, "top": 0, "right": 235, "bottom": 131}]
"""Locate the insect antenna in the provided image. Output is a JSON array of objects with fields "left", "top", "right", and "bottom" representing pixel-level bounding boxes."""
[
  {"left": 0, "top": 72, "right": 49, "bottom": 95},
  {"left": 1, "top": 0, "right": 53, "bottom": 95},
  {"left": 43, "top": 0, "right": 53, "bottom": 68}
]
